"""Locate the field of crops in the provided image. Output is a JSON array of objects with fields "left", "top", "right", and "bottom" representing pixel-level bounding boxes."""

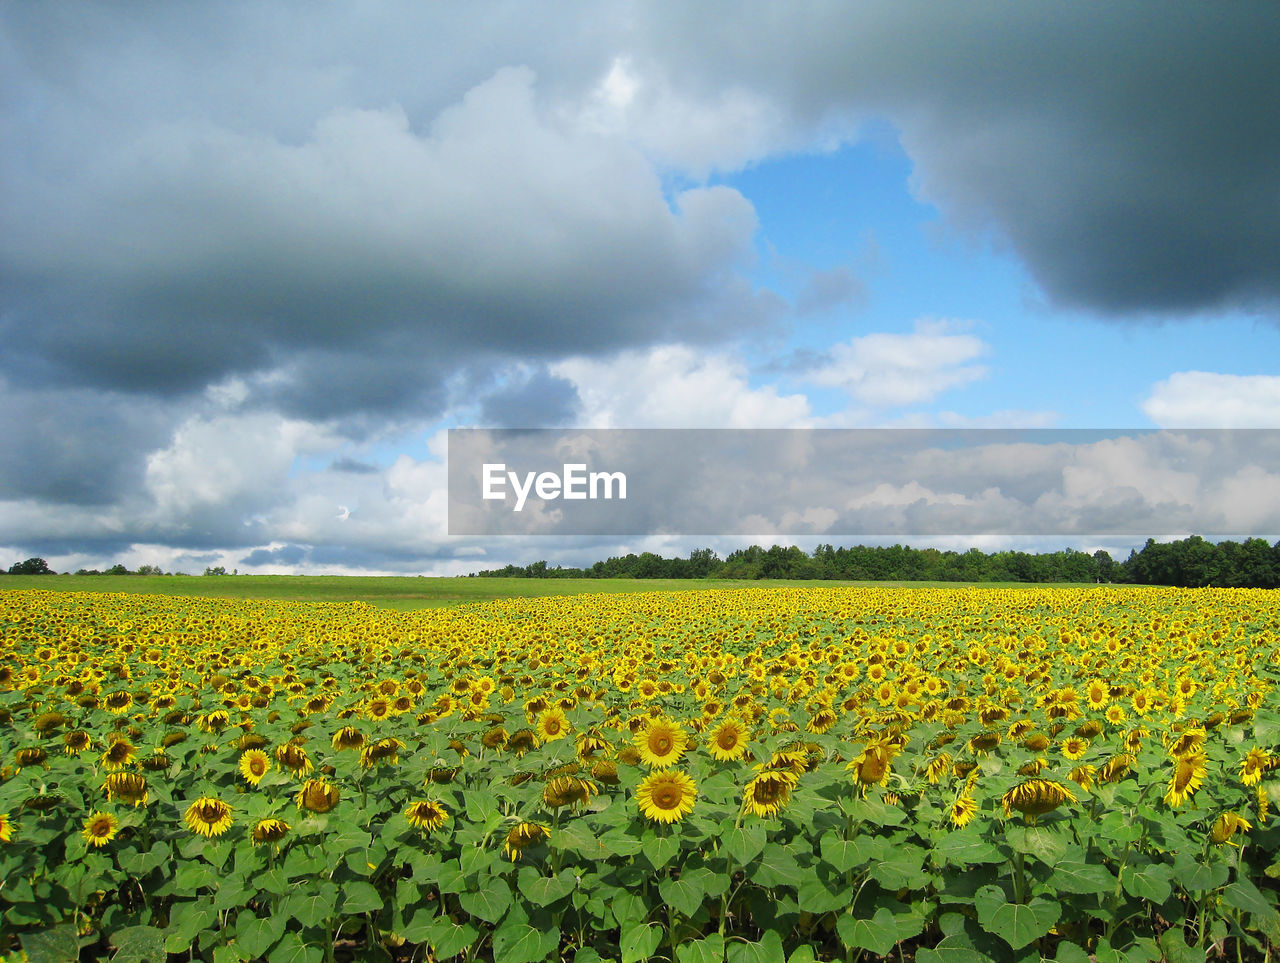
[{"left": 2, "top": 586, "right": 1279, "bottom": 963}]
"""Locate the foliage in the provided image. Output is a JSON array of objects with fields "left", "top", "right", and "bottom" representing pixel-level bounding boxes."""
[{"left": 0, "top": 585, "right": 1278, "bottom": 962}]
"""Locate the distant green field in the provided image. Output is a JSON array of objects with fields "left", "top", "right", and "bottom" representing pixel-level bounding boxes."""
[{"left": 0, "top": 573, "right": 1108, "bottom": 609}]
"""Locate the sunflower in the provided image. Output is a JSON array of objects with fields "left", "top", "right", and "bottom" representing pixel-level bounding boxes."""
[
  {"left": 925, "top": 752, "right": 952, "bottom": 785},
  {"left": 296, "top": 779, "right": 340, "bottom": 814},
  {"left": 0, "top": 812, "right": 12, "bottom": 843},
  {"left": 238, "top": 749, "right": 271, "bottom": 786},
  {"left": 543, "top": 776, "right": 594, "bottom": 810},
  {"left": 1001, "top": 779, "right": 1077, "bottom": 821},
  {"left": 536, "top": 708, "right": 570, "bottom": 743},
  {"left": 331, "top": 726, "right": 365, "bottom": 751},
  {"left": 503, "top": 821, "right": 551, "bottom": 861},
  {"left": 103, "top": 690, "right": 133, "bottom": 714},
  {"left": 275, "top": 743, "right": 313, "bottom": 777},
  {"left": 507, "top": 729, "right": 537, "bottom": 756},
  {"left": 742, "top": 769, "right": 797, "bottom": 818},
  {"left": 636, "top": 770, "right": 697, "bottom": 824},
  {"left": 1240, "top": 748, "right": 1271, "bottom": 787},
  {"left": 635, "top": 718, "right": 688, "bottom": 769},
  {"left": 251, "top": 818, "right": 291, "bottom": 847},
  {"left": 592, "top": 759, "right": 620, "bottom": 785},
  {"left": 948, "top": 792, "right": 979, "bottom": 829},
  {"left": 102, "top": 772, "right": 148, "bottom": 807},
  {"left": 404, "top": 800, "right": 450, "bottom": 833},
  {"left": 1086, "top": 680, "right": 1109, "bottom": 710},
  {"left": 1209, "top": 812, "right": 1251, "bottom": 847},
  {"left": 847, "top": 741, "right": 894, "bottom": 789},
  {"left": 184, "top": 797, "right": 233, "bottom": 838},
  {"left": 63, "top": 730, "right": 92, "bottom": 755},
  {"left": 360, "top": 738, "right": 405, "bottom": 769},
  {"left": 1060, "top": 737, "right": 1089, "bottom": 761},
  {"left": 1164, "top": 752, "right": 1207, "bottom": 808},
  {"left": 706, "top": 719, "right": 749, "bottom": 762},
  {"left": 483, "top": 726, "right": 509, "bottom": 750},
  {"left": 1068, "top": 764, "right": 1097, "bottom": 792},
  {"left": 1167, "top": 728, "right": 1206, "bottom": 759},
  {"left": 1099, "top": 753, "right": 1135, "bottom": 784},
  {"left": 1105, "top": 705, "right": 1127, "bottom": 725},
  {"left": 82, "top": 811, "right": 119, "bottom": 847},
  {"left": 806, "top": 708, "right": 839, "bottom": 735}
]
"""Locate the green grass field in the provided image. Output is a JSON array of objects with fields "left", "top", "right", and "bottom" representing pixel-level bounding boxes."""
[{"left": 0, "top": 573, "right": 1108, "bottom": 609}]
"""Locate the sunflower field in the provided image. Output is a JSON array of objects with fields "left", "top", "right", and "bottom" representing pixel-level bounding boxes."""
[{"left": 1, "top": 585, "right": 1279, "bottom": 963}]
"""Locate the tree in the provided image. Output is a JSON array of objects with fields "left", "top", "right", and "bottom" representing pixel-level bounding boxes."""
[
  {"left": 8, "top": 557, "right": 54, "bottom": 575},
  {"left": 203, "top": 566, "right": 228, "bottom": 576}
]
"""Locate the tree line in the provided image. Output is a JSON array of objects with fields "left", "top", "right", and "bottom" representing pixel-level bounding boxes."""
[{"left": 471, "top": 536, "right": 1280, "bottom": 588}]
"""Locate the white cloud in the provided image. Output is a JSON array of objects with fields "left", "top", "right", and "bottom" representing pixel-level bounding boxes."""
[
  {"left": 574, "top": 55, "right": 801, "bottom": 177},
  {"left": 805, "top": 319, "right": 988, "bottom": 406},
  {"left": 1142, "top": 372, "right": 1280, "bottom": 427},
  {"left": 551, "top": 345, "right": 812, "bottom": 427}
]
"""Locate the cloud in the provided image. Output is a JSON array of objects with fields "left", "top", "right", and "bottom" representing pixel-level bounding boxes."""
[
  {"left": 479, "top": 367, "right": 581, "bottom": 428},
  {"left": 2, "top": 63, "right": 773, "bottom": 417},
  {"left": 1142, "top": 372, "right": 1280, "bottom": 427},
  {"left": 795, "top": 265, "right": 866, "bottom": 315},
  {"left": 804, "top": 319, "right": 988, "bottom": 406},
  {"left": 633, "top": 2, "right": 1280, "bottom": 316},
  {"left": 551, "top": 345, "right": 812, "bottom": 428}
]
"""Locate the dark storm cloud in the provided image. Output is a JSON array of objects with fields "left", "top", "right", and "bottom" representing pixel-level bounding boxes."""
[
  {"left": 329, "top": 458, "right": 380, "bottom": 475},
  {"left": 479, "top": 369, "right": 581, "bottom": 428},
  {"left": 240, "top": 544, "right": 307, "bottom": 567},
  {"left": 1, "top": 11, "right": 771, "bottom": 418},
  {"left": 638, "top": 1, "right": 1280, "bottom": 316},
  {"left": 0, "top": 380, "right": 176, "bottom": 505}
]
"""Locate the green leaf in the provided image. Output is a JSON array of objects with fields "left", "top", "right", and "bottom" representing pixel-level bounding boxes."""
[
  {"left": 165, "top": 899, "right": 217, "bottom": 954},
  {"left": 797, "top": 874, "right": 851, "bottom": 914},
  {"left": 1172, "top": 853, "right": 1228, "bottom": 894},
  {"left": 1222, "top": 877, "right": 1280, "bottom": 939},
  {"left": 341, "top": 879, "right": 384, "bottom": 914},
  {"left": 678, "top": 934, "right": 727, "bottom": 963},
  {"left": 932, "top": 828, "right": 1004, "bottom": 866},
  {"left": 660, "top": 871, "right": 713, "bottom": 918},
  {"left": 283, "top": 882, "right": 339, "bottom": 929},
  {"left": 1051, "top": 858, "right": 1116, "bottom": 896},
  {"left": 754, "top": 842, "right": 803, "bottom": 888},
  {"left": 426, "top": 915, "right": 479, "bottom": 960},
  {"left": 915, "top": 935, "right": 987, "bottom": 963},
  {"left": 1119, "top": 862, "right": 1173, "bottom": 904},
  {"left": 458, "top": 876, "right": 513, "bottom": 924},
  {"left": 20, "top": 924, "right": 80, "bottom": 963},
  {"left": 518, "top": 867, "right": 576, "bottom": 907},
  {"left": 722, "top": 822, "right": 766, "bottom": 865},
  {"left": 598, "top": 828, "right": 645, "bottom": 857},
  {"left": 611, "top": 890, "right": 649, "bottom": 929},
  {"left": 266, "top": 931, "right": 324, "bottom": 963},
  {"left": 786, "top": 946, "right": 816, "bottom": 963},
  {"left": 819, "top": 832, "right": 876, "bottom": 873},
  {"left": 235, "top": 914, "right": 287, "bottom": 960},
  {"left": 398, "top": 905, "right": 439, "bottom": 943},
  {"left": 642, "top": 831, "right": 680, "bottom": 869},
  {"left": 492, "top": 915, "right": 561, "bottom": 963},
  {"left": 1055, "top": 940, "right": 1092, "bottom": 963},
  {"left": 1158, "top": 928, "right": 1200, "bottom": 963},
  {"left": 328, "top": 827, "right": 372, "bottom": 853},
  {"left": 1005, "top": 825, "right": 1068, "bottom": 866},
  {"left": 620, "top": 922, "right": 662, "bottom": 963},
  {"left": 973, "top": 884, "right": 1060, "bottom": 950},
  {"left": 837, "top": 908, "right": 900, "bottom": 956},
  {"left": 725, "top": 930, "right": 785, "bottom": 963}
]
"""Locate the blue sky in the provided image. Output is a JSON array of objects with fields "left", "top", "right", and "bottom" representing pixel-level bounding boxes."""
[{"left": 3, "top": 2, "right": 1279, "bottom": 574}]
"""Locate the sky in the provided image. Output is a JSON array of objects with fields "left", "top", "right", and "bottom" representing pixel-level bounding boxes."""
[{"left": 3, "top": 1, "right": 1280, "bottom": 575}]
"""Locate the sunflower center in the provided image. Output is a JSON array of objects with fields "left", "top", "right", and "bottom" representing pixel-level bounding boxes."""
[{"left": 652, "top": 785, "right": 681, "bottom": 810}]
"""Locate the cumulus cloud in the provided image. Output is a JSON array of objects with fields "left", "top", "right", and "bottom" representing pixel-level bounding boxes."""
[
  {"left": 551, "top": 345, "right": 812, "bottom": 428},
  {"left": 804, "top": 320, "right": 988, "bottom": 406},
  {"left": 2, "top": 63, "right": 772, "bottom": 413},
  {"left": 634, "top": 2, "right": 1280, "bottom": 315},
  {"left": 1142, "top": 372, "right": 1280, "bottom": 427}
]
